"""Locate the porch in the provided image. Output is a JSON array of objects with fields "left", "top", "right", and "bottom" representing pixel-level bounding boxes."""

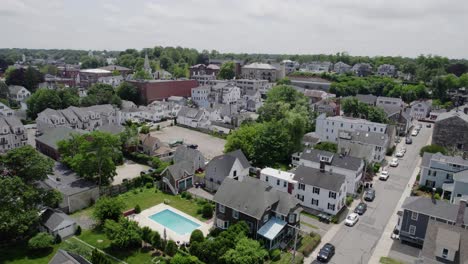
[{"left": 257, "top": 217, "right": 293, "bottom": 249}]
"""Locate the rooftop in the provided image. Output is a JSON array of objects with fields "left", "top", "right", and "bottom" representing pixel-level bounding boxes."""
[
  {"left": 243, "top": 62, "right": 277, "bottom": 70},
  {"left": 42, "top": 162, "right": 98, "bottom": 196},
  {"left": 79, "top": 69, "right": 111, "bottom": 74},
  {"left": 293, "top": 165, "right": 346, "bottom": 192},
  {"left": 300, "top": 149, "right": 363, "bottom": 171},
  {"left": 402, "top": 196, "right": 468, "bottom": 223},
  {"left": 261, "top": 168, "right": 295, "bottom": 182}
]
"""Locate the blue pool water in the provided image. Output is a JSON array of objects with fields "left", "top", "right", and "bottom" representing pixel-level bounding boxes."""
[{"left": 149, "top": 209, "right": 200, "bottom": 235}]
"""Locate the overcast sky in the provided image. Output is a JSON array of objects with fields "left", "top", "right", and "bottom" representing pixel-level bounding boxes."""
[{"left": 1, "top": 0, "right": 467, "bottom": 58}]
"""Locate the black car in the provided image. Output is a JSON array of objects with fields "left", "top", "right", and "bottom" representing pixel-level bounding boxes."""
[
  {"left": 405, "top": 137, "right": 412, "bottom": 144},
  {"left": 317, "top": 243, "right": 335, "bottom": 262},
  {"left": 187, "top": 144, "right": 198, "bottom": 149},
  {"left": 426, "top": 123, "right": 432, "bottom": 128},
  {"left": 364, "top": 189, "right": 376, "bottom": 202},
  {"left": 354, "top": 202, "right": 367, "bottom": 215}
]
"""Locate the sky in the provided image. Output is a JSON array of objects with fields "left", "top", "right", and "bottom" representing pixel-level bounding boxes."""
[{"left": 1, "top": 0, "right": 468, "bottom": 58}]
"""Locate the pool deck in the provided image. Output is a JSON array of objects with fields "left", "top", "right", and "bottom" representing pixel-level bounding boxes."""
[{"left": 131, "top": 203, "right": 211, "bottom": 243}]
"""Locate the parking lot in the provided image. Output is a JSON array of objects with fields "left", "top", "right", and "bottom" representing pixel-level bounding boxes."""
[
  {"left": 112, "top": 161, "right": 150, "bottom": 185},
  {"left": 151, "top": 126, "right": 226, "bottom": 160}
]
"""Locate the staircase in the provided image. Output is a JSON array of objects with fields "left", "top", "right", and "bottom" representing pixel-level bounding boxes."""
[{"left": 162, "top": 177, "right": 178, "bottom": 195}]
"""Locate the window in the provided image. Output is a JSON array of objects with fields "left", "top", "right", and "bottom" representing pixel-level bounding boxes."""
[
  {"left": 233, "top": 170, "right": 237, "bottom": 177},
  {"left": 327, "top": 203, "right": 335, "bottom": 211},
  {"left": 409, "top": 225, "right": 416, "bottom": 235},
  {"left": 411, "top": 212, "right": 418, "bottom": 221},
  {"left": 446, "top": 173, "right": 452, "bottom": 180},
  {"left": 277, "top": 179, "right": 280, "bottom": 186},
  {"left": 311, "top": 198, "right": 319, "bottom": 206},
  {"left": 288, "top": 214, "right": 296, "bottom": 223},
  {"left": 298, "top": 183, "right": 305, "bottom": 190},
  {"left": 218, "top": 204, "right": 225, "bottom": 213},
  {"left": 329, "top": 191, "right": 336, "bottom": 199},
  {"left": 283, "top": 181, "right": 287, "bottom": 187},
  {"left": 313, "top": 187, "right": 320, "bottom": 194},
  {"left": 442, "top": 248, "right": 449, "bottom": 258},
  {"left": 265, "top": 176, "right": 269, "bottom": 182},
  {"left": 433, "top": 170, "right": 437, "bottom": 176},
  {"left": 232, "top": 210, "right": 239, "bottom": 219},
  {"left": 297, "top": 194, "right": 304, "bottom": 201},
  {"left": 263, "top": 214, "right": 269, "bottom": 223}
]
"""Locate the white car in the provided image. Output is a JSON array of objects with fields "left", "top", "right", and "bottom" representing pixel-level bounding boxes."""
[
  {"left": 395, "top": 151, "right": 404, "bottom": 158},
  {"left": 379, "top": 170, "right": 390, "bottom": 181},
  {"left": 345, "top": 213, "right": 359, "bottom": 226},
  {"left": 399, "top": 147, "right": 407, "bottom": 153},
  {"left": 390, "top": 158, "right": 399, "bottom": 167},
  {"left": 411, "top": 130, "right": 418, "bottom": 136}
]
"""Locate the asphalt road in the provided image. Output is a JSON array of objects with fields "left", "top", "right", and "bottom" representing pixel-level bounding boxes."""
[{"left": 311, "top": 123, "right": 432, "bottom": 264}]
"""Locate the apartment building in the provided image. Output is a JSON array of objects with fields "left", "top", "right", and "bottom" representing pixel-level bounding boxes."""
[{"left": 0, "top": 116, "right": 28, "bottom": 153}]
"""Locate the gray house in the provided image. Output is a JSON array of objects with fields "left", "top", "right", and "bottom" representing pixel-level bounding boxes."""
[
  {"left": 49, "top": 249, "right": 91, "bottom": 264},
  {"left": 432, "top": 106, "right": 468, "bottom": 153},
  {"left": 161, "top": 161, "right": 194, "bottom": 195},
  {"left": 355, "top": 94, "right": 377, "bottom": 106},
  {"left": 173, "top": 145, "right": 206, "bottom": 171},
  {"left": 337, "top": 130, "right": 390, "bottom": 163},
  {"left": 203, "top": 149, "right": 251, "bottom": 192},
  {"left": 40, "top": 208, "right": 77, "bottom": 239}
]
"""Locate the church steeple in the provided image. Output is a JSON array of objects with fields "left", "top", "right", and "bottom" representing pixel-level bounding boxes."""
[{"left": 144, "top": 52, "right": 152, "bottom": 74}]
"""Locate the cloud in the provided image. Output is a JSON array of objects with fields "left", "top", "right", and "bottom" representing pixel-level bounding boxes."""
[{"left": 0, "top": 0, "right": 467, "bottom": 58}]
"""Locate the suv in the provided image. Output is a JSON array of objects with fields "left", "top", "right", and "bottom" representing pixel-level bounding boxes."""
[
  {"left": 364, "top": 189, "right": 376, "bottom": 201},
  {"left": 317, "top": 243, "right": 335, "bottom": 262},
  {"left": 405, "top": 137, "right": 412, "bottom": 144},
  {"left": 354, "top": 202, "right": 367, "bottom": 215}
]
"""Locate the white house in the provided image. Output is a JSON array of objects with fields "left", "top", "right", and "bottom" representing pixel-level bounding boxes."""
[
  {"left": 337, "top": 130, "right": 390, "bottom": 163},
  {"left": 0, "top": 116, "right": 28, "bottom": 153},
  {"left": 260, "top": 168, "right": 296, "bottom": 194},
  {"left": 8, "top": 85, "right": 31, "bottom": 102},
  {"left": 376, "top": 96, "right": 404, "bottom": 109},
  {"left": 0, "top": 102, "right": 14, "bottom": 117},
  {"left": 97, "top": 75, "right": 123, "bottom": 88},
  {"left": 176, "top": 106, "right": 209, "bottom": 129},
  {"left": 410, "top": 100, "right": 432, "bottom": 120},
  {"left": 191, "top": 86, "right": 211, "bottom": 108},
  {"left": 315, "top": 113, "right": 388, "bottom": 143}
]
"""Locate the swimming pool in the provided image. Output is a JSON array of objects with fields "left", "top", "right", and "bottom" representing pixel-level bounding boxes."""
[{"left": 148, "top": 209, "right": 200, "bottom": 235}]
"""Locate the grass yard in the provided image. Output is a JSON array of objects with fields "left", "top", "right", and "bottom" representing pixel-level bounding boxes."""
[
  {"left": 0, "top": 242, "right": 61, "bottom": 264},
  {"left": 380, "top": 256, "right": 405, "bottom": 264},
  {"left": 270, "top": 252, "right": 304, "bottom": 264},
  {"left": 73, "top": 187, "right": 209, "bottom": 221}
]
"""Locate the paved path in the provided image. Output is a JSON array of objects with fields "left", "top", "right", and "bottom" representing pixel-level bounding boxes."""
[{"left": 305, "top": 122, "right": 432, "bottom": 264}]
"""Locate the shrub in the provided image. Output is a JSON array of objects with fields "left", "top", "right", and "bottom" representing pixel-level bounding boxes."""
[
  {"left": 270, "top": 249, "right": 281, "bottom": 261},
  {"left": 201, "top": 204, "right": 213, "bottom": 218},
  {"left": 134, "top": 204, "right": 141, "bottom": 214},
  {"left": 55, "top": 234, "right": 62, "bottom": 244},
  {"left": 190, "top": 229, "right": 204, "bottom": 244},
  {"left": 185, "top": 193, "right": 192, "bottom": 200},
  {"left": 181, "top": 192, "right": 187, "bottom": 198},
  {"left": 75, "top": 225, "right": 82, "bottom": 236},
  {"left": 151, "top": 231, "right": 162, "bottom": 249},
  {"left": 434, "top": 193, "right": 441, "bottom": 200},
  {"left": 300, "top": 233, "right": 321, "bottom": 256},
  {"left": 91, "top": 248, "right": 112, "bottom": 264},
  {"left": 330, "top": 215, "right": 338, "bottom": 224},
  {"left": 372, "top": 163, "right": 381, "bottom": 174},
  {"left": 346, "top": 196, "right": 354, "bottom": 207},
  {"left": 28, "top": 232, "right": 54, "bottom": 250},
  {"left": 196, "top": 208, "right": 202, "bottom": 214},
  {"left": 420, "top": 144, "right": 448, "bottom": 157},
  {"left": 386, "top": 146, "right": 396, "bottom": 156},
  {"left": 93, "top": 197, "right": 125, "bottom": 224},
  {"left": 145, "top": 182, "right": 153, "bottom": 189},
  {"left": 165, "top": 240, "right": 178, "bottom": 256}
]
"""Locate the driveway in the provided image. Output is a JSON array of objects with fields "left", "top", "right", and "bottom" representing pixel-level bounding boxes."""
[
  {"left": 112, "top": 161, "right": 150, "bottom": 185},
  {"left": 151, "top": 125, "right": 226, "bottom": 160},
  {"left": 305, "top": 122, "right": 433, "bottom": 264}
]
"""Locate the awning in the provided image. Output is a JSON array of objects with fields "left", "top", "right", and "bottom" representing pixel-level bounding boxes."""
[{"left": 257, "top": 217, "right": 287, "bottom": 240}]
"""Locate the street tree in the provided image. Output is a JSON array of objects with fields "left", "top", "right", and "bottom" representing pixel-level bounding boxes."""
[{"left": 218, "top": 61, "right": 236, "bottom": 80}]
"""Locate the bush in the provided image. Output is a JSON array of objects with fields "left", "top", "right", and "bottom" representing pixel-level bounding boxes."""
[
  {"left": 201, "top": 204, "right": 213, "bottom": 218},
  {"left": 345, "top": 196, "right": 354, "bottom": 207},
  {"left": 386, "top": 146, "right": 396, "bottom": 156},
  {"left": 151, "top": 231, "right": 162, "bottom": 249},
  {"left": 93, "top": 197, "right": 125, "bottom": 224},
  {"left": 165, "top": 240, "right": 178, "bottom": 256},
  {"left": 75, "top": 225, "right": 82, "bottom": 236},
  {"left": 270, "top": 249, "right": 281, "bottom": 261},
  {"left": 145, "top": 182, "right": 153, "bottom": 189},
  {"left": 55, "top": 234, "right": 62, "bottom": 244},
  {"left": 300, "top": 233, "right": 321, "bottom": 256},
  {"left": 190, "top": 229, "right": 204, "bottom": 244},
  {"left": 330, "top": 215, "right": 338, "bottom": 224},
  {"left": 28, "top": 232, "right": 54, "bottom": 250},
  {"left": 185, "top": 193, "right": 192, "bottom": 200},
  {"left": 420, "top": 144, "right": 448, "bottom": 157},
  {"left": 434, "top": 193, "right": 441, "bottom": 200},
  {"left": 372, "top": 163, "right": 381, "bottom": 174},
  {"left": 181, "top": 192, "right": 187, "bottom": 198},
  {"left": 134, "top": 204, "right": 141, "bottom": 214}
]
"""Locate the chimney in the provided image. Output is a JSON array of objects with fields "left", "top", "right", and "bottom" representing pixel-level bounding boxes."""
[
  {"left": 456, "top": 199, "right": 467, "bottom": 226},
  {"left": 431, "top": 188, "right": 437, "bottom": 204}
]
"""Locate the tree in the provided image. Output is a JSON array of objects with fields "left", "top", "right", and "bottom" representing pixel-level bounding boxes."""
[
  {"left": 420, "top": 144, "right": 448, "bottom": 157},
  {"left": 133, "top": 69, "right": 153, "bottom": 80},
  {"left": 91, "top": 249, "right": 112, "bottom": 264},
  {"left": 170, "top": 254, "right": 203, "bottom": 264},
  {"left": 23, "top": 67, "right": 44, "bottom": 92},
  {"left": 26, "top": 88, "right": 62, "bottom": 118},
  {"left": 367, "top": 107, "right": 388, "bottom": 123},
  {"left": 165, "top": 240, "right": 178, "bottom": 256},
  {"left": 116, "top": 82, "right": 139, "bottom": 104},
  {"left": 276, "top": 77, "right": 291, "bottom": 85},
  {"left": 28, "top": 232, "right": 54, "bottom": 250},
  {"left": 120, "top": 124, "right": 139, "bottom": 151},
  {"left": 0, "top": 81, "right": 10, "bottom": 99},
  {"left": 57, "top": 88, "right": 80, "bottom": 108},
  {"left": 151, "top": 230, "right": 162, "bottom": 249},
  {"left": 140, "top": 125, "right": 150, "bottom": 134},
  {"left": 314, "top": 142, "right": 338, "bottom": 153},
  {"left": 221, "top": 237, "right": 268, "bottom": 264},
  {"left": 141, "top": 226, "right": 152, "bottom": 247},
  {"left": 190, "top": 229, "right": 204, "bottom": 244},
  {"left": 58, "top": 131, "right": 122, "bottom": 186},
  {"left": 1, "top": 145, "right": 54, "bottom": 183},
  {"left": 218, "top": 61, "right": 236, "bottom": 80},
  {"left": 104, "top": 218, "right": 142, "bottom": 249},
  {"left": 93, "top": 197, "right": 125, "bottom": 223},
  {"left": 85, "top": 83, "right": 121, "bottom": 107}
]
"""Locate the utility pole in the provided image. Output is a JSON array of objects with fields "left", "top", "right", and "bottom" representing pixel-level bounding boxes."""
[{"left": 290, "top": 224, "right": 300, "bottom": 264}]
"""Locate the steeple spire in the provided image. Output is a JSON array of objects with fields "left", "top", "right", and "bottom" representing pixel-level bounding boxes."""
[{"left": 144, "top": 52, "right": 152, "bottom": 74}]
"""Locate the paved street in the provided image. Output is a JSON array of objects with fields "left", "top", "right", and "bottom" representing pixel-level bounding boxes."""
[{"left": 306, "top": 122, "right": 433, "bottom": 264}]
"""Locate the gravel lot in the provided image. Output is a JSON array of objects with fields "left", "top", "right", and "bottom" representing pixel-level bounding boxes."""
[
  {"left": 112, "top": 161, "right": 150, "bottom": 185},
  {"left": 151, "top": 126, "right": 226, "bottom": 160}
]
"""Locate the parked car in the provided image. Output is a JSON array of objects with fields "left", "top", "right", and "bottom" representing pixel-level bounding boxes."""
[
  {"left": 187, "top": 144, "right": 198, "bottom": 149},
  {"left": 389, "top": 158, "right": 399, "bottom": 167},
  {"left": 399, "top": 147, "right": 407, "bottom": 154},
  {"left": 345, "top": 213, "right": 359, "bottom": 226},
  {"left": 395, "top": 151, "right": 404, "bottom": 158},
  {"left": 411, "top": 130, "right": 418, "bottom": 136},
  {"left": 364, "top": 189, "right": 376, "bottom": 201},
  {"left": 379, "top": 170, "right": 390, "bottom": 181},
  {"left": 317, "top": 243, "right": 335, "bottom": 262},
  {"left": 318, "top": 213, "right": 332, "bottom": 224},
  {"left": 354, "top": 202, "right": 367, "bottom": 215},
  {"left": 405, "top": 137, "right": 412, "bottom": 144},
  {"left": 426, "top": 123, "right": 432, "bottom": 128}
]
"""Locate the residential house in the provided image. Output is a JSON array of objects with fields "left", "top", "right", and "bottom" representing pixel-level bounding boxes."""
[
  {"left": 260, "top": 168, "right": 296, "bottom": 194},
  {"left": 161, "top": 161, "right": 195, "bottom": 194},
  {"left": 173, "top": 145, "right": 206, "bottom": 171},
  {"left": 97, "top": 75, "right": 123, "bottom": 88},
  {"left": 355, "top": 94, "right": 377, "bottom": 106},
  {"left": 333, "top": 61, "right": 352, "bottom": 74},
  {"left": 191, "top": 74, "right": 216, "bottom": 85},
  {"left": 289, "top": 77, "right": 332, "bottom": 91},
  {"left": 410, "top": 100, "right": 432, "bottom": 120},
  {"left": 0, "top": 116, "right": 28, "bottom": 153},
  {"left": 302, "top": 61, "right": 332, "bottom": 73},
  {"left": 432, "top": 106, "right": 468, "bottom": 153},
  {"left": 351, "top": 63, "right": 373, "bottom": 77},
  {"left": 8, "top": 85, "right": 31, "bottom": 102},
  {"left": 303, "top": 90, "right": 335, "bottom": 104},
  {"left": 189, "top": 64, "right": 220, "bottom": 77},
  {"left": 97, "top": 124, "right": 125, "bottom": 135},
  {"left": 35, "top": 126, "right": 85, "bottom": 160},
  {"left": 191, "top": 86, "right": 211, "bottom": 108},
  {"left": 292, "top": 149, "right": 364, "bottom": 195},
  {"left": 381, "top": 105, "right": 412, "bottom": 136},
  {"left": 241, "top": 63, "right": 278, "bottom": 82},
  {"left": 40, "top": 208, "right": 77, "bottom": 238},
  {"left": 79, "top": 69, "right": 112, "bottom": 88},
  {"left": 376, "top": 96, "right": 404, "bottom": 109},
  {"left": 0, "top": 102, "right": 14, "bottom": 117},
  {"left": 377, "top": 64, "right": 397, "bottom": 77},
  {"left": 313, "top": 99, "right": 340, "bottom": 117},
  {"left": 167, "top": 96, "right": 187, "bottom": 106},
  {"left": 213, "top": 177, "right": 302, "bottom": 249},
  {"left": 138, "top": 133, "right": 161, "bottom": 156},
  {"left": 315, "top": 113, "right": 389, "bottom": 143},
  {"left": 241, "top": 90, "right": 263, "bottom": 112},
  {"left": 49, "top": 249, "right": 91, "bottom": 264},
  {"left": 39, "top": 162, "right": 99, "bottom": 213},
  {"left": 176, "top": 107, "right": 209, "bottom": 129},
  {"left": 99, "top": 65, "right": 132, "bottom": 76},
  {"left": 396, "top": 197, "right": 467, "bottom": 249},
  {"left": 234, "top": 79, "right": 272, "bottom": 96},
  {"left": 280, "top": 60, "right": 299, "bottom": 75},
  {"left": 204, "top": 149, "right": 250, "bottom": 192},
  {"left": 428, "top": 108, "right": 447, "bottom": 121},
  {"left": 338, "top": 130, "right": 390, "bottom": 163}
]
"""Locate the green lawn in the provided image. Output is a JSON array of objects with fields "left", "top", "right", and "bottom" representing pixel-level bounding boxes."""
[
  {"left": 380, "top": 256, "right": 405, "bottom": 264},
  {"left": 73, "top": 187, "right": 208, "bottom": 221},
  {"left": 270, "top": 252, "right": 304, "bottom": 264},
  {"left": 0, "top": 242, "right": 61, "bottom": 264}
]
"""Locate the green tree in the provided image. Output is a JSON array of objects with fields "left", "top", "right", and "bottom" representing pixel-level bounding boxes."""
[
  {"left": 57, "top": 88, "right": 80, "bottom": 108},
  {"left": 58, "top": 131, "right": 122, "bottom": 186},
  {"left": 91, "top": 249, "right": 112, "bottom": 264},
  {"left": 23, "top": 67, "right": 44, "bottom": 92},
  {"left": 104, "top": 218, "right": 142, "bottom": 249},
  {"left": 420, "top": 144, "right": 448, "bottom": 157},
  {"left": 165, "top": 240, "right": 178, "bottom": 256},
  {"left": 93, "top": 197, "right": 125, "bottom": 223},
  {"left": 218, "top": 61, "right": 236, "bottom": 80},
  {"left": 0, "top": 81, "right": 10, "bottom": 99},
  {"left": 367, "top": 107, "right": 388, "bottom": 123},
  {"left": 1, "top": 145, "right": 54, "bottom": 183},
  {"left": 190, "top": 229, "right": 204, "bottom": 244},
  {"left": 140, "top": 125, "right": 150, "bottom": 134},
  {"left": 133, "top": 69, "right": 153, "bottom": 80},
  {"left": 116, "top": 82, "right": 139, "bottom": 104},
  {"left": 141, "top": 226, "right": 152, "bottom": 246},
  {"left": 221, "top": 237, "right": 268, "bottom": 264},
  {"left": 170, "top": 254, "right": 203, "bottom": 264},
  {"left": 26, "top": 88, "right": 62, "bottom": 118},
  {"left": 276, "top": 77, "right": 291, "bottom": 85},
  {"left": 28, "top": 232, "right": 54, "bottom": 250},
  {"left": 85, "top": 83, "right": 121, "bottom": 106},
  {"left": 151, "top": 230, "right": 162, "bottom": 249},
  {"left": 314, "top": 142, "right": 338, "bottom": 153}
]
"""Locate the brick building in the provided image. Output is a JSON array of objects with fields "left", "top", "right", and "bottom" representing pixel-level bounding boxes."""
[{"left": 128, "top": 80, "right": 198, "bottom": 104}]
